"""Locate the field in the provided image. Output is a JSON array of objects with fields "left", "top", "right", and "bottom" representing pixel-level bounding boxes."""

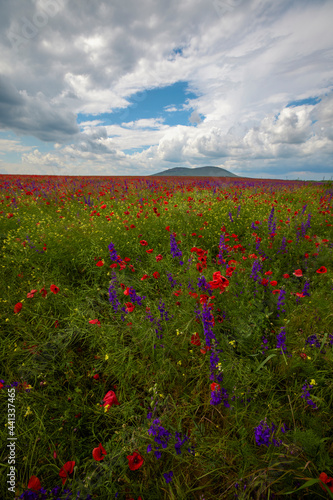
[{"left": 1, "top": 174, "right": 333, "bottom": 499}]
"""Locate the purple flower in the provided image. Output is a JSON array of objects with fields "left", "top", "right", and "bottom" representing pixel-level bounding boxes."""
[
  {"left": 163, "top": 471, "right": 174, "bottom": 484},
  {"left": 276, "top": 326, "right": 287, "bottom": 353},
  {"left": 254, "top": 420, "right": 282, "bottom": 447}
]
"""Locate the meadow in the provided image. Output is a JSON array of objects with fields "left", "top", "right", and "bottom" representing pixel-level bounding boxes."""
[{"left": 0, "top": 174, "right": 333, "bottom": 500}]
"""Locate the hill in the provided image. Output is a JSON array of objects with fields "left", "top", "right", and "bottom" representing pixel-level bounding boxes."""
[{"left": 149, "top": 166, "right": 238, "bottom": 177}]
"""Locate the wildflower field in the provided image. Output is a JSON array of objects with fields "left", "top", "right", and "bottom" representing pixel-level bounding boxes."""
[{"left": 1, "top": 174, "right": 333, "bottom": 500}]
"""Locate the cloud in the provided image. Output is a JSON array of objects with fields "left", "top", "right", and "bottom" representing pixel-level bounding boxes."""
[{"left": 0, "top": 0, "right": 332, "bottom": 179}]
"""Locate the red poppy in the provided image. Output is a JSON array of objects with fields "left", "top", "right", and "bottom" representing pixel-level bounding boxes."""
[
  {"left": 125, "top": 302, "right": 135, "bottom": 312},
  {"left": 40, "top": 287, "right": 47, "bottom": 298},
  {"left": 54, "top": 320, "right": 59, "bottom": 328},
  {"left": 93, "top": 373, "right": 100, "bottom": 380},
  {"left": 270, "top": 281, "right": 278, "bottom": 286},
  {"left": 319, "top": 472, "right": 333, "bottom": 493},
  {"left": 211, "top": 382, "right": 220, "bottom": 392},
  {"left": 101, "top": 390, "right": 120, "bottom": 411},
  {"left": 283, "top": 274, "right": 290, "bottom": 278},
  {"left": 89, "top": 319, "right": 101, "bottom": 327},
  {"left": 140, "top": 240, "right": 148, "bottom": 246},
  {"left": 27, "top": 289, "right": 38, "bottom": 298},
  {"left": 165, "top": 226, "right": 170, "bottom": 231},
  {"left": 50, "top": 284, "right": 60, "bottom": 294},
  {"left": 92, "top": 443, "right": 107, "bottom": 461},
  {"left": 316, "top": 266, "right": 327, "bottom": 274},
  {"left": 293, "top": 269, "right": 302, "bottom": 277},
  {"left": 191, "top": 333, "right": 201, "bottom": 346},
  {"left": 59, "top": 461, "right": 75, "bottom": 485},
  {"left": 264, "top": 270, "right": 273, "bottom": 275},
  {"left": 261, "top": 279, "right": 269, "bottom": 286},
  {"left": 156, "top": 254, "right": 163, "bottom": 262},
  {"left": 299, "top": 352, "right": 307, "bottom": 359},
  {"left": 14, "top": 302, "right": 22, "bottom": 314},
  {"left": 141, "top": 274, "right": 150, "bottom": 281},
  {"left": 146, "top": 249, "right": 153, "bottom": 253},
  {"left": 153, "top": 272, "right": 160, "bottom": 279},
  {"left": 127, "top": 451, "right": 144, "bottom": 471},
  {"left": 96, "top": 260, "right": 104, "bottom": 267},
  {"left": 28, "top": 475, "right": 41, "bottom": 491}
]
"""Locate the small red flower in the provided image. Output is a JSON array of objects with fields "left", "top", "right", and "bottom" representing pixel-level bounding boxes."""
[
  {"left": 93, "top": 373, "right": 100, "bottom": 380},
  {"left": 54, "top": 320, "right": 59, "bottom": 328},
  {"left": 59, "top": 461, "right": 75, "bottom": 485},
  {"left": 270, "top": 281, "right": 278, "bottom": 286},
  {"left": 293, "top": 269, "right": 302, "bottom": 277},
  {"left": 141, "top": 274, "right": 150, "bottom": 281},
  {"left": 89, "top": 319, "right": 101, "bottom": 327},
  {"left": 140, "top": 240, "right": 148, "bottom": 246},
  {"left": 50, "top": 284, "right": 60, "bottom": 294},
  {"left": 299, "top": 352, "right": 307, "bottom": 359},
  {"left": 92, "top": 443, "right": 107, "bottom": 461},
  {"left": 146, "top": 249, "right": 153, "bottom": 253},
  {"left": 127, "top": 451, "right": 144, "bottom": 471},
  {"left": 40, "top": 287, "right": 47, "bottom": 298},
  {"left": 125, "top": 302, "right": 135, "bottom": 312},
  {"left": 14, "top": 302, "right": 22, "bottom": 314},
  {"left": 316, "top": 266, "right": 327, "bottom": 274},
  {"left": 101, "top": 390, "right": 120, "bottom": 411},
  {"left": 28, "top": 475, "right": 41, "bottom": 492},
  {"left": 156, "top": 254, "right": 163, "bottom": 262},
  {"left": 96, "top": 260, "right": 104, "bottom": 267},
  {"left": 283, "top": 274, "right": 290, "bottom": 278},
  {"left": 319, "top": 472, "right": 333, "bottom": 493},
  {"left": 210, "top": 382, "right": 220, "bottom": 392},
  {"left": 153, "top": 272, "right": 160, "bottom": 279},
  {"left": 191, "top": 333, "right": 201, "bottom": 346}
]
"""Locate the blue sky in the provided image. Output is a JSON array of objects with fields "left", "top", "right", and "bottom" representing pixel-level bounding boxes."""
[{"left": 0, "top": 0, "right": 333, "bottom": 180}]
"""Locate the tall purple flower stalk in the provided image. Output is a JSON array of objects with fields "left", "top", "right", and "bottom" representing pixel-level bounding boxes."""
[
  {"left": 276, "top": 289, "right": 286, "bottom": 318},
  {"left": 170, "top": 234, "right": 183, "bottom": 264},
  {"left": 254, "top": 420, "right": 282, "bottom": 447},
  {"left": 301, "top": 381, "right": 318, "bottom": 409},
  {"left": 276, "top": 326, "right": 287, "bottom": 353}
]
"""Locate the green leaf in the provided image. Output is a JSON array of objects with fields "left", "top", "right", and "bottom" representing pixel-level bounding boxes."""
[
  {"left": 254, "top": 354, "right": 276, "bottom": 372},
  {"left": 284, "top": 478, "right": 333, "bottom": 498}
]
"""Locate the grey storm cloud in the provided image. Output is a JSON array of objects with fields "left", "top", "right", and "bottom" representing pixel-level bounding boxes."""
[{"left": 0, "top": 76, "right": 79, "bottom": 142}]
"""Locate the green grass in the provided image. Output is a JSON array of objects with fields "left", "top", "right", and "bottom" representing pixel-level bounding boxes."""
[{"left": 0, "top": 175, "right": 333, "bottom": 499}]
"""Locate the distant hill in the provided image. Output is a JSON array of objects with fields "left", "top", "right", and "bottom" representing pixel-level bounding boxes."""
[{"left": 149, "top": 166, "right": 238, "bottom": 177}]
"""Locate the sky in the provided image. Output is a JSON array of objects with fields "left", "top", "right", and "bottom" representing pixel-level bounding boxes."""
[{"left": 0, "top": 0, "right": 333, "bottom": 180}]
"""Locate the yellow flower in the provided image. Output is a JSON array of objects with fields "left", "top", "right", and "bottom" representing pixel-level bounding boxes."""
[
  {"left": 229, "top": 340, "right": 236, "bottom": 347},
  {"left": 24, "top": 407, "right": 33, "bottom": 417},
  {"left": 310, "top": 379, "right": 316, "bottom": 386},
  {"left": 105, "top": 354, "right": 109, "bottom": 361},
  {"left": 177, "top": 360, "right": 182, "bottom": 366}
]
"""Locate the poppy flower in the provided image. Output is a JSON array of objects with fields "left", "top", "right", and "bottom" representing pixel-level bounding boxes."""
[
  {"left": 50, "top": 284, "right": 60, "bottom": 294},
  {"left": 211, "top": 382, "right": 221, "bottom": 391},
  {"left": 92, "top": 443, "right": 107, "bottom": 461},
  {"left": 101, "top": 390, "right": 120, "bottom": 411},
  {"left": 283, "top": 274, "right": 290, "bottom": 278},
  {"left": 40, "top": 287, "right": 47, "bottom": 298},
  {"left": 89, "top": 319, "right": 101, "bottom": 327},
  {"left": 141, "top": 274, "right": 150, "bottom": 281},
  {"left": 125, "top": 302, "right": 135, "bottom": 312},
  {"left": 140, "top": 240, "right": 148, "bottom": 246},
  {"left": 190, "top": 333, "right": 201, "bottom": 346},
  {"left": 27, "top": 289, "right": 38, "bottom": 298},
  {"left": 270, "top": 281, "right": 278, "bottom": 286},
  {"left": 293, "top": 269, "right": 302, "bottom": 277},
  {"left": 319, "top": 472, "right": 333, "bottom": 493},
  {"left": 59, "top": 461, "right": 75, "bottom": 485},
  {"left": 153, "top": 272, "right": 160, "bottom": 279},
  {"left": 28, "top": 475, "right": 41, "bottom": 491},
  {"left": 127, "top": 451, "right": 144, "bottom": 471},
  {"left": 96, "top": 260, "right": 104, "bottom": 267},
  {"left": 156, "top": 254, "right": 163, "bottom": 262},
  {"left": 14, "top": 302, "right": 23, "bottom": 314},
  {"left": 316, "top": 266, "right": 327, "bottom": 274}
]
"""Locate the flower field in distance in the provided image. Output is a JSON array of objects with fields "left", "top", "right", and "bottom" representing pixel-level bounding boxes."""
[{"left": 1, "top": 174, "right": 333, "bottom": 500}]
